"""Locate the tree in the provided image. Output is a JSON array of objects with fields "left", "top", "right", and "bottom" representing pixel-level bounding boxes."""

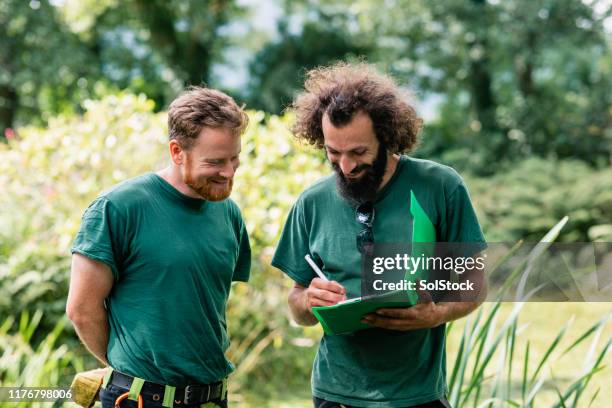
[
  {"left": 365, "top": 0, "right": 612, "bottom": 170},
  {"left": 0, "top": 0, "right": 99, "bottom": 136},
  {"left": 246, "top": 8, "right": 373, "bottom": 114},
  {"left": 0, "top": 0, "right": 247, "bottom": 136}
]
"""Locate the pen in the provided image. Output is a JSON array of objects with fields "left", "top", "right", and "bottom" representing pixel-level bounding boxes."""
[{"left": 305, "top": 254, "right": 329, "bottom": 281}]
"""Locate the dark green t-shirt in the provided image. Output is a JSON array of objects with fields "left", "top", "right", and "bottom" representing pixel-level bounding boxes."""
[
  {"left": 272, "top": 156, "right": 486, "bottom": 407},
  {"left": 71, "top": 173, "right": 251, "bottom": 386}
]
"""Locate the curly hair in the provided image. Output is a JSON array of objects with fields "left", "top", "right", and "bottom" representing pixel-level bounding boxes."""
[
  {"left": 290, "top": 62, "right": 422, "bottom": 153},
  {"left": 168, "top": 86, "right": 249, "bottom": 150}
]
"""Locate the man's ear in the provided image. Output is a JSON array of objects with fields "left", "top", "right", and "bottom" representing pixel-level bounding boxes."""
[{"left": 169, "top": 140, "right": 184, "bottom": 165}]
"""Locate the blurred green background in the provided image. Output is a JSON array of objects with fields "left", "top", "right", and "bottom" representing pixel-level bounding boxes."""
[{"left": 0, "top": 0, "right": 611, "bottom": 407}]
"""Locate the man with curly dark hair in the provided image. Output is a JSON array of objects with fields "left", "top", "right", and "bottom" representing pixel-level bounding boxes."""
[{"left": 272, "top": 63, "right": 487, "bottom": 408}]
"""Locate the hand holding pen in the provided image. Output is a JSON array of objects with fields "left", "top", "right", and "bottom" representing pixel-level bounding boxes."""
[{"left": 303, "top": 255, "right": 346, "bottom": 308}]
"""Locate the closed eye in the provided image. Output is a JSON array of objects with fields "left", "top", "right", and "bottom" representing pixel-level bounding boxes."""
[{"left": 205, "top": 160, "right": 224, "bottom": 165}]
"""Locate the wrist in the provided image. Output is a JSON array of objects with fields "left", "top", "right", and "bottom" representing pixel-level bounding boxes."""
[{"left": 435, "top": 303, "right": 451, "bottom": 326}]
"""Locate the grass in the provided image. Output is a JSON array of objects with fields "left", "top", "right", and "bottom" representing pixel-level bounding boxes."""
[
  {"left": 446, "top": 302, "right": 610, "bottom": 407},
  {"left": 241, "top": 302, "right": 610, "bottom": 408}
]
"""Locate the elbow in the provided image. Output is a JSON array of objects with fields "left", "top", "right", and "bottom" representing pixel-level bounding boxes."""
[
  {"left": 66, "top": 302, "right": 98, "bottom": 326},
  {"left": 65, "top": 302, "right": 82, "bottom": 325}
]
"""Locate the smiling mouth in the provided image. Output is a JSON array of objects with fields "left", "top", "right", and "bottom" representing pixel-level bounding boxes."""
[
  {"left": 211, "top": 179, "right": 229, "bottom": 185},
  {"left": 345, "top": 171, "right": 364, "bottom": 180}
]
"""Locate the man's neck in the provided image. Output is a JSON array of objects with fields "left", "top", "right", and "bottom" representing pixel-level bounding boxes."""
[
  {"left": 378, "top": 153, "right": 400, "bottom": 191},
  {"left": 156, "top": 166, "right": 202, "bottom": 199}
]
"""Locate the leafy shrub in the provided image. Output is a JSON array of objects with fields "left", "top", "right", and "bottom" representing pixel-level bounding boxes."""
[
  {"left": 0, "top": 94, "right": 327, "bottom": 395},
  {"left": 1, "top": 93, "right": 609, "bottom": 405},
  {"left": 466, "top": 158, "right": 612, "bottom": 242}
]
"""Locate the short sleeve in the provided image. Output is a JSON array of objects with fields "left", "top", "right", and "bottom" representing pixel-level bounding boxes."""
[
  {"left": 440, "top": 181, "right": 487, "bottom": 254},
  {"left": 71, "top": 196, "right": 125, "bottom": 280},
  {"left": 271, "top": 200, "right": 315, "bottom": 287},
  {"left": 232, "top": 214, "right": 251, "bottom": 283}
]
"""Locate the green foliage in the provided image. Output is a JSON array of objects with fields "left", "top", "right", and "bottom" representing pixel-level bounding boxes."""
[
  {"left": 448, "top": 301, "right": 610, "bottom": 408},
  {"left": 0, "top": 0, "right": 100, "bottom": 131},
  {"left": 0, "top": 94, "right": 610, "bottom": 406},
  {"left": 227, "top": 112, "right": 328, "bottom": 394},
  {"left": 447, "top": 221, "right": 611, "bottom": 407},
  {"left": 246, "top": 20, "right": 372, "bottom": 114},
  {"left": 0, "top": 93, "right": 167, "bottom": 336},
  {"left": 0, "top": 94, "right": 327, "bottom": 397},
  {"left": 284, "top": 0, "right": 612, "bottom": 171},
  {"left": 0, "top": 312, "right": 84, "bottom": 407},
  {"left": 467, "top": 158, "right": 612, "bottom": 242},
  {"left": 411, "top": 0, "right": 612, "bottom": 167},
  {"left": 0, "top": 0, "right": 248, "bottom": 133}
]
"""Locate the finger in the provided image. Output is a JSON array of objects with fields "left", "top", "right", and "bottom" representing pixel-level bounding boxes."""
[
  {"left": 310, "top": 298, "right": 339, "bottom": 307},
  {"left": 364, "top": 314, "right": 427, "bottom": 331},
  {"left": 309, "top": 287, "right": 345, "bottom": 304},
  {"left": 374, "top": 308, "right": 411, "bottom": 318},
  {"left": 361, "top": 315, "right": 407, "bottom": 331},
  {"left": 330, "top": 280, "right": 347, "bottom": 295},
  {"left": 311, "top": 278, "right": 346, "bottom": 295}
]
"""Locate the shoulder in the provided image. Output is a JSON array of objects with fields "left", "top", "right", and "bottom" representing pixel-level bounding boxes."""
[
  {"left": 223, "top": 197, "right": 244, "bottom": 220},
  {"left": 96, "top": 173, "right": 158, "bottom": 213},
  {"left": 401, "top": 156, "right": 465, "bottom": 194},
  {"left": 295, "top": 174, "right": 336, "bottom": 205}
]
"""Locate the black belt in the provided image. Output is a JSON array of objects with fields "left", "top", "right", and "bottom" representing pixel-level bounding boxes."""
[{"left": 109, "top": 370, "right": 225, "bottom": 405}]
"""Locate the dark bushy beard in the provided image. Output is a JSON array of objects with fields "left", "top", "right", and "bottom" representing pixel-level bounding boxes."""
[{"left": 332, "top": 144, "right": 388, "bottom": 204}]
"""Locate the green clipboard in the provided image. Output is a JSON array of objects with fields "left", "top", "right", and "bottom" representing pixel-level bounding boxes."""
[{"left": 311, "top": 191, "right": 436, "bottom": 335}]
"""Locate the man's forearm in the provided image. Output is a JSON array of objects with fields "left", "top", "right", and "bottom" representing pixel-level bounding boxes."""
[
  {"left": 71, "top": 310, "right": 110, "bottom": 365},
  {"left": 437, "top": 300, "right": 480, "bottom": 324},
  {"left": 288, "top": 287, "right": 319, "bottom": 326}
]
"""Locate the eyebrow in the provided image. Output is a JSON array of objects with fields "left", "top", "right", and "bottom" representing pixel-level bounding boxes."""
[
  {"left": 324, "top": 145, "right": 367, "bottom": 153},
  {"left": 200, "top": 148, "right": 242, "bottom": 160}
]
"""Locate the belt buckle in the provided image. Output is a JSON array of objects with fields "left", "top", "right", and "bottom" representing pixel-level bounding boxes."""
[{"left": 184, "top": 385, "right": 209, "bottom": 405}]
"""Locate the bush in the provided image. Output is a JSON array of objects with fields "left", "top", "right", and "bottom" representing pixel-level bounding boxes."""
[
  {"left": 466, "top": 158, "right": 612, "bottom": 242},
  {"left": 1, "top": 93, "right": 609, "bottom": 404},
  {"left": 0, "top": 94, "right": 327, "bottom": 395}
]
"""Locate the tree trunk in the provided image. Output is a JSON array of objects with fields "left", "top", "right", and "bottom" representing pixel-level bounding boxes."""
[
  {"left": 467, "top": 0, "right": 498, "bottom": 133},
  {"left": 0, "top": 83, "right": 18, "bottom": 141},
  {"left": 132, "top": 0, "right": 213, "bottom": 86},
  {"left": 468, "top": 41, "right": 497, "bottom": 133}
]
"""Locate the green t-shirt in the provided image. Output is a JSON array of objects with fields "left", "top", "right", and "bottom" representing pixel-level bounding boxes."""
[
  {"left": 272, "top": 156, "right": 486, "bottom": 407},
  {"left": 71, "top": 173, "right": 251, "bottom": 386}
]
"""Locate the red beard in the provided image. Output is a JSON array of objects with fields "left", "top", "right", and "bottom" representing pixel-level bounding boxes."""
[
  {"left": 183, "top": 155, "right": 234, "bottom": 201},
  {"left": 186, "top": 176, "right": 233, "bottom": 201}
]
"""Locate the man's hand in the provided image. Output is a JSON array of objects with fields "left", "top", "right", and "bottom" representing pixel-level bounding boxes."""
[
  {"left": 362, "top": 258, "right": 487, "bottom": 331},
  {"left": 361, "top": 287, "right": 447, "bottom": 331},
  {"left": 305, "top": 278, "right": 347, "bottom": 308},
  {"left": 288, "top": 278, "right": 346, "bottom": 326}
]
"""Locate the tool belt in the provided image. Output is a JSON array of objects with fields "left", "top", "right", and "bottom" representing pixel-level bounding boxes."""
[
  {"left": 71, "top": 367, "right": 227, "bottom": 407},
  {"left": 103, "top": 368, "right": 228, "bottom": 407}
]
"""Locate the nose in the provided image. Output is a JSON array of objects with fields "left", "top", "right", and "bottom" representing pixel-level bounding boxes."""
[
  {"left": 339, "top": 155, "right": 356, "bottom": 176},
  {"left": 219, "top": 161, "right": 236, "bottom": 179}
]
